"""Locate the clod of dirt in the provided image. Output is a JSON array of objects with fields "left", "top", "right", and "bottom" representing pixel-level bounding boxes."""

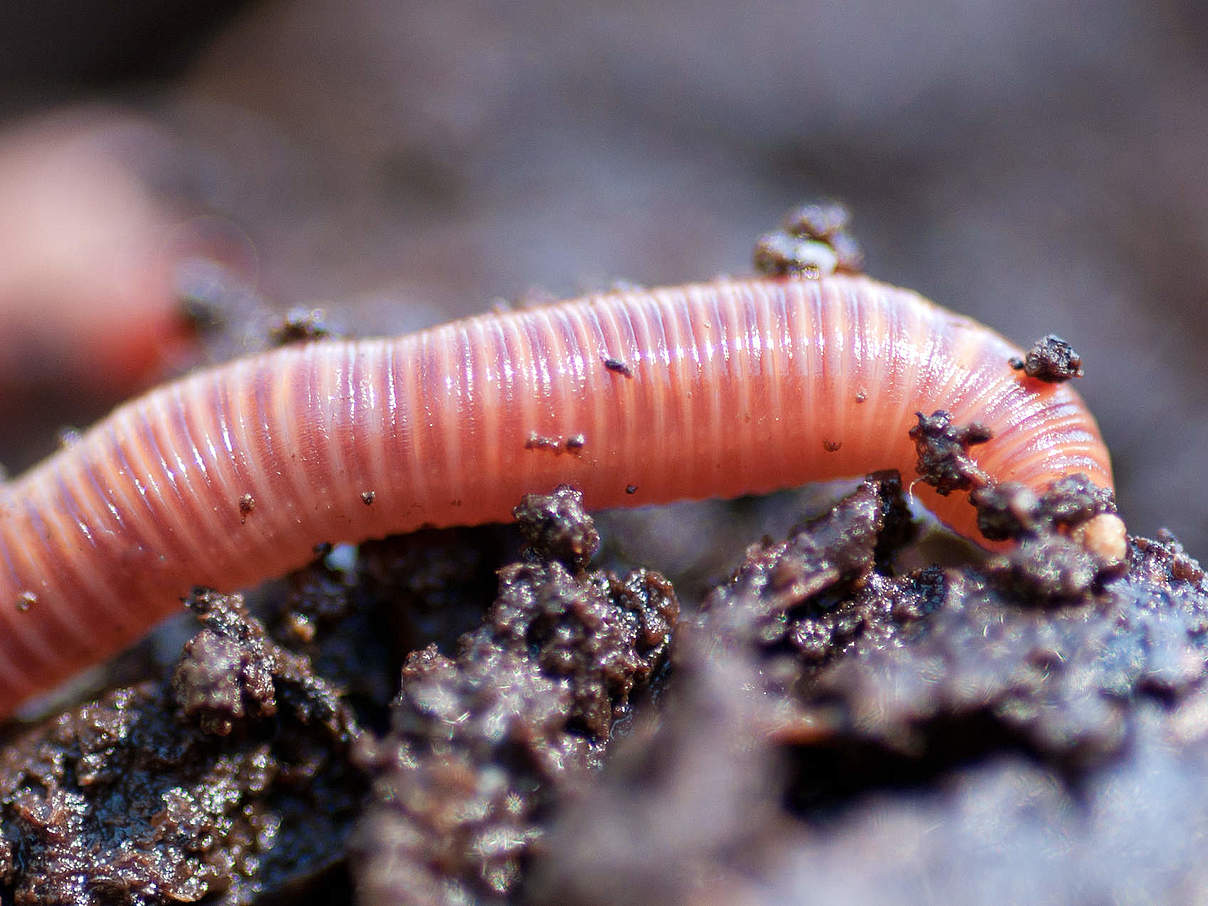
[
  {"left": 972, "top": 473, "right": 1117, "bottom": 542},
  {"left": 701, "top": 474, "right": 914, "bottom": 652},
  {"left": 909, "top": 410, "right": 993, "bottom": 494},
  {"left": 351, "top": 488, "right": 677, "bottom": 906},
  {"left": 1009, "top": 334, "right": 1084, "bottom": 382},
  {"left": 780, "top": 200, "right": 865, "bottom": 273},
  {"left": 174, "top": 590, "right": 351, "bottom": 737},
  {"left": 754, "top": 230, "right": 839, "bottom": 278},
  {"left": 968, "top": 473, "right": 1125, "bottom": 591},
  {"left": 1039, "top": 473, "right": 1119, "bottom": 526},
  {"left": 512, "top": 484, "right": 602, "bottom": 572},
  {"left": 753, "top": 201, "right": 866, "bottom": 278},
  {"left": 981, "top": 531, "right": 1101, "bottom": 601},
  {"left": 271, "top": 307, "right": 334, "bottom": 345},
  {"left": 0, "top": 590, "right": 364, "bottom": 906}
]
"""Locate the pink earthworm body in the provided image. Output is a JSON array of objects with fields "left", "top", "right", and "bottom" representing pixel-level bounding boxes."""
[{"left": 0, "top": 273, "right": 1113, "bottom": 717}]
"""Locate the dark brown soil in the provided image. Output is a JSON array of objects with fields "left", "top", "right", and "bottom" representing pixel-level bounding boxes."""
[
  {"left": 0, "top": 586, "right": 366, "bottom": 905},
  {"left": 0, "top": 489, "right": 678, "bottom": 904},
  {"left": 532, "top": 487, "right": 1208, "bottom": 905},
  {"left": 1009, "top": 335, "right": 1085, "bottom": 383},
  {"left": 909, "top": 410, "right": 994, "bottom": 494}
]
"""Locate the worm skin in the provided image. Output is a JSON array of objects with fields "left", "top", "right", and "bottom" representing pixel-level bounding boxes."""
[{"left": 0, "top": 274, "right": 1112, "bottom": 717}]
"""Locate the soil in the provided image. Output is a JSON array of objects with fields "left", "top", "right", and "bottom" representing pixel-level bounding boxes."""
[{"left": 1009, "top": 335, "right": 1085, "bottom": 383}]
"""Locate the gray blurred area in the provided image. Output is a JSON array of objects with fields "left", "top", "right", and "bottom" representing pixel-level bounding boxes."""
[{"left": 3, "top": 0, "right": 1207, "bottom": 549}]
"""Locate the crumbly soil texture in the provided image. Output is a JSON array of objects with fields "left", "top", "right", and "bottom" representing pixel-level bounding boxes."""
[{"left": 1, "top": 467, "right": 1207, "bottom": 904}]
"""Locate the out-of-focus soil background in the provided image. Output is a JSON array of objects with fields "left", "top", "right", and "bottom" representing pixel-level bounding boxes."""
[{"left": 2, "top": 0, "right": 1206, "bottom": 550}]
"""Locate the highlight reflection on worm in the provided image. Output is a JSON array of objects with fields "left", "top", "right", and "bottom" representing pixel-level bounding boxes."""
[{"left": 0, "top": 273, "right": 1113, "bottom": 716}]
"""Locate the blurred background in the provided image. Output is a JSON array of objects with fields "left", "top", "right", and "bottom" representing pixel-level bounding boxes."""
[{"left": 1, "top": 0, "right": 1205, "bottom": 552}]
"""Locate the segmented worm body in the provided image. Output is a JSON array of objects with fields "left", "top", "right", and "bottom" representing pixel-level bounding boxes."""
[{"left": 0, "top": 274, "right": 1112, "bottom": 716}]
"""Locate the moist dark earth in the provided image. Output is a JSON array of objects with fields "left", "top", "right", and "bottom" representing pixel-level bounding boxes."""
[{"left": 1, "top": 460, "right": 1206, "bottom": 904}]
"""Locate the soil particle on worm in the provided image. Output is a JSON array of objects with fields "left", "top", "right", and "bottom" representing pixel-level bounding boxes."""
[
  {"left": 270, "top": 307, "right": 333, "bottom": 346},
  {"left": 602, "top": 356, "right": 633, "bottom": 377},
  {"left": 909, "top": 409, "right": 993, "bottom": 494},
  {"left": 969, "top": 473, "right": 1122, "bottom": 599},
  {"left": 752, "top": 202, "right": 866, "bottom": 279},
  {"left": 1009, "top": 334, "right": 1084, "bottom": 382},
  {"left": 969, "top": 474, "right": 1118, "bottom": 544},
  {"left": 780, "top": 200, "right": 865, "bottom": 274},
  {"left": 753, "top": 230, "right": 839, "bottom": 279},
  {"left": 524, "top": 432, "right": 561, "bottom": 453},
  {"left": 524, "top": 433, "right": 585, "bottom": 455}
]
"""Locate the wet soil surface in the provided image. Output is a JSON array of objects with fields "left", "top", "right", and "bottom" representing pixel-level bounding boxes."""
[{"left": 0, "top": 473, "right": 1205, "bottom": 904}]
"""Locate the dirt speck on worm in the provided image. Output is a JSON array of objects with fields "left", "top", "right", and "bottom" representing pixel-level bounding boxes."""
[
  {"left": 910, "top": 411, "right": 994, "bottom": 495},
  {"left": 238, "top": 493, "right": 256, "bottom": 523},
  {"left": 603, "top": 356, "right": 634, "bottom": 377},
  {"left": 57, "top": 427, "right": 82, "bottom": 449},
  {"left": 1009, "top": 334, "right": 1085, "bottom": 383},
  {"left": 362, "top": 491, "right": 376, "bottom": 505},
  {"left": 823, "top": 440, "right": 842, "bottom": 452},
  {"left": 525, "top": 432, "right": 586, "bottom": 454},
  {"left": 14, "top": 591, "right": 36, "bottom": 613},
  {"left": 525, "top": 433, "right": 561, "bottom": 453},
  {"left": 753, "top": 231, "right": 835, "bottom": 279},
  {"left": 271, "top": 307, "right": 333, "bottom": 346}
]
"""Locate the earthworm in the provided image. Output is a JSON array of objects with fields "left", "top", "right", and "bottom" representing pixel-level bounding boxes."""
[
  {"left": 0, "top": 273, "right": 1113, "bottom": 717},
  {"left": 0, "top": 112, "right": 197, "bottom": 403}
]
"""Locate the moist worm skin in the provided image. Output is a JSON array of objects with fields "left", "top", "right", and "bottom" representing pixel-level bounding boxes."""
[{"left": 0, "top": 273, "right": 1112, "bottom": 716}]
